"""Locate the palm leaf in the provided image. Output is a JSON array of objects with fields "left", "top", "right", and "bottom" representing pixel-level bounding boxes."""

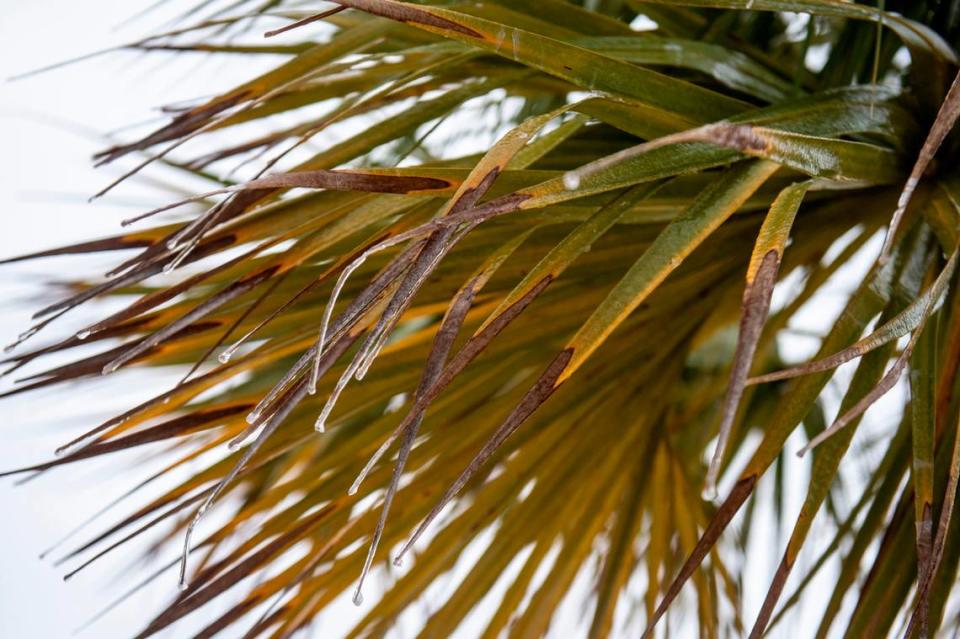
[{"left": 6, "top": 1, "right": 960, "bottom": 637}]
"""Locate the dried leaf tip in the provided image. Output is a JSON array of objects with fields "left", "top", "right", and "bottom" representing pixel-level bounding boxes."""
[
  {"left": 881, "top": 68, "right": 960, "bottom": 260},
  {"left": 263, "top": 7, "right": 347, "bottom": 38}
]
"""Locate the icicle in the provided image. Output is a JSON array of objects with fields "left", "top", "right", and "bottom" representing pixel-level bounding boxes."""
[
  {"left": 4, "top": 326, "right": 40, "bottom": 353},
  {"left": 228, "top": 419, "right": 265, "bottom": 451},
  {"left": 355, "top": 419, "right": 418, "bottom": 599},
  {"left": 355, "top": 293, "right": 480, "bottom": 596},
  {"left": 393, "top": 349, "right": 572, "bottom": 566},
  {"left": 179, "top": 380, "right": 309, "bottom": 589},
  {"left": 312, "top": 253, "right": 368, "bottom": 392},
  {"left": 55, "top": 413, "right": 129, "bottom": 457},
  {"left": 178, "top": 508, "right": 205, "bottom": 590},
  {"left": 222, "top": 335, "right": 251, "bottom": 364},
  {"left": 163, "top": 240, "right": 197, "bottom": 273},
  {"left": 354, "top": 275, "right": 481, "bottom": 600},
  {"left": 102, "top": 359, "right": 123, "bottom": 375},
  {"left": 354, "top": 344, "right": 381, "bottom": 381},
  {"left": 103, "top": 248, "right": 165, "bottom": 280},
  {"left": 353, "top": 325, "right": 391, "bottom": 383},
  {"left": 311, "top": 231, "right": 437, "bottom": 391},
  {"left": 248, "top": 346, "right": 317, "bottom": 422},
  {"left": 352, "top": 226, "right": 466, "bottom": 383},
  {"left": 314, "top": 355, "right": 365, "bottom": 432},
  {"left": 102, "top": 271, "right": 272, "bottom": 376},
  {"left": 350, "top": 435, "right": 395, "bottom": 496},
  {"left": 216, "top": 277, "right": 326, "bottom": 372},
  {"left": 120, "top": 188, "right": 229, "bottom": 228}
]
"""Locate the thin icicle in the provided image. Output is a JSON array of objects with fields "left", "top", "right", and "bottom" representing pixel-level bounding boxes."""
[
  {"left": 181, "top": 272, "right": 288, "bottom": 385},
  {"left": 247, "top": 347, "right": 315, "bottom": 423},
  {"left": 352, "top": 220, "right": 477, "bottom": 383},
  {"left": 179, "top": 378, "right": 310, "bottom": 590},
  {"left": 4, "top": 320, "right": 51, "bottom": 353},
  {"left": 353, "top": 226, "right": 470, "bottom": 381},
  {"left": 353, "top": 272, "right": 476, "bottom": 602},
  {"left": 40, "top": 476, "right": 151, "bottom": 559},
  {"left": 313, "top": 255, "right": 368, "bottom": 390},
  {"left": 38, "top": 250, "right": 167, "bottom": 320},
  {"left": 220, "top": 279, "right": 323, "bottom": 364},
  {"left": 311, "top": 238, "right": 428, "bottom": 391},
  {"left": 315, "top": 287, "right": 413, "bottom": 427},
  {"left": 249, "top": 333, "right": 355, "bottom": 425},
  {"left": 314, "top": 354, "right": 366, "bottom": 432},
  {"left": 228, "top": 420, "right": 267, "bottom": 452},
  {"left": 101, "top": 269, "right": 274, "bottom": 375},
  {"left": 8, "top": 301, "right": 89, "bottom": 352},
  {"left": 350, "top": 429, "right": 400, "bottom": 496},
  {"left": 162, "top": 203, "right": 228, "bottom": 274},
  {"left": 120, "top": 190, "right": 225, "bottom": 228},
  {"left": 166, "top": 193, "right": 234, "bottom": 256},
  {"left": 63, "top": 487, "right": 212, "bottom": 580},
  {"left": 354, "top": 425, "right": 416, "bottom": 603},
  {"left": 394, "top": 349, "right": 573, "bottom": 566},
  {"left": 350, "top": 277, "right": 552, "bottom": 495}
]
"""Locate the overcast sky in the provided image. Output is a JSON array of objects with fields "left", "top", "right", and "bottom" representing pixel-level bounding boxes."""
[{"left": 0, "top": 3, "right": 275, "bottom": 637}]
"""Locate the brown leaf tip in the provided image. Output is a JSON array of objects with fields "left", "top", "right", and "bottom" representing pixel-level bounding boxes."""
[{"left": 335, "top": 1, "right": 483, "bottom": 39}]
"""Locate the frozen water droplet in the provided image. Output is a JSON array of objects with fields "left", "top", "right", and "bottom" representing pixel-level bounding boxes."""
[
  {"left": 246, "top": 412, "right": 259, "bottom": 424},
  {"left": 218, "top": 350, "right": 232, "bottom": 364},
  {"left": 76, "top": 329, "right": 92, "bottom": 340},
  {"left": 314, "top": 418, "right": 326, "bottom": 433},
  {"left": 563, "top": 172, "right": 581, "bottom": 190},
  {"left": 352, "top": 591, "right": 364, "bottom": 606},
  {"left": 393, "top": 556, "right": 403, "bottom": 568},
  {"left": 701, "top": 484, "right": 718, "bottom": 503},
  {"left": 178, "top": 580, "right": 190, "bottom": 592}
]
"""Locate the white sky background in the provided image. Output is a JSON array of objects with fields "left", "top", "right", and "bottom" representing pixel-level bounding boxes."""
[
  {"left": 0, "top": 3, "right": 912, "bottom": 638},
  {"left": 0, "top": 3, "right": 285, "bottom": 637}
]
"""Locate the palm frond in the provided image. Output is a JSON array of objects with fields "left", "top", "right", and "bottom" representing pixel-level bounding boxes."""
[{"left": 7, "top": 1, "right": 960, "bottom": 637}]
